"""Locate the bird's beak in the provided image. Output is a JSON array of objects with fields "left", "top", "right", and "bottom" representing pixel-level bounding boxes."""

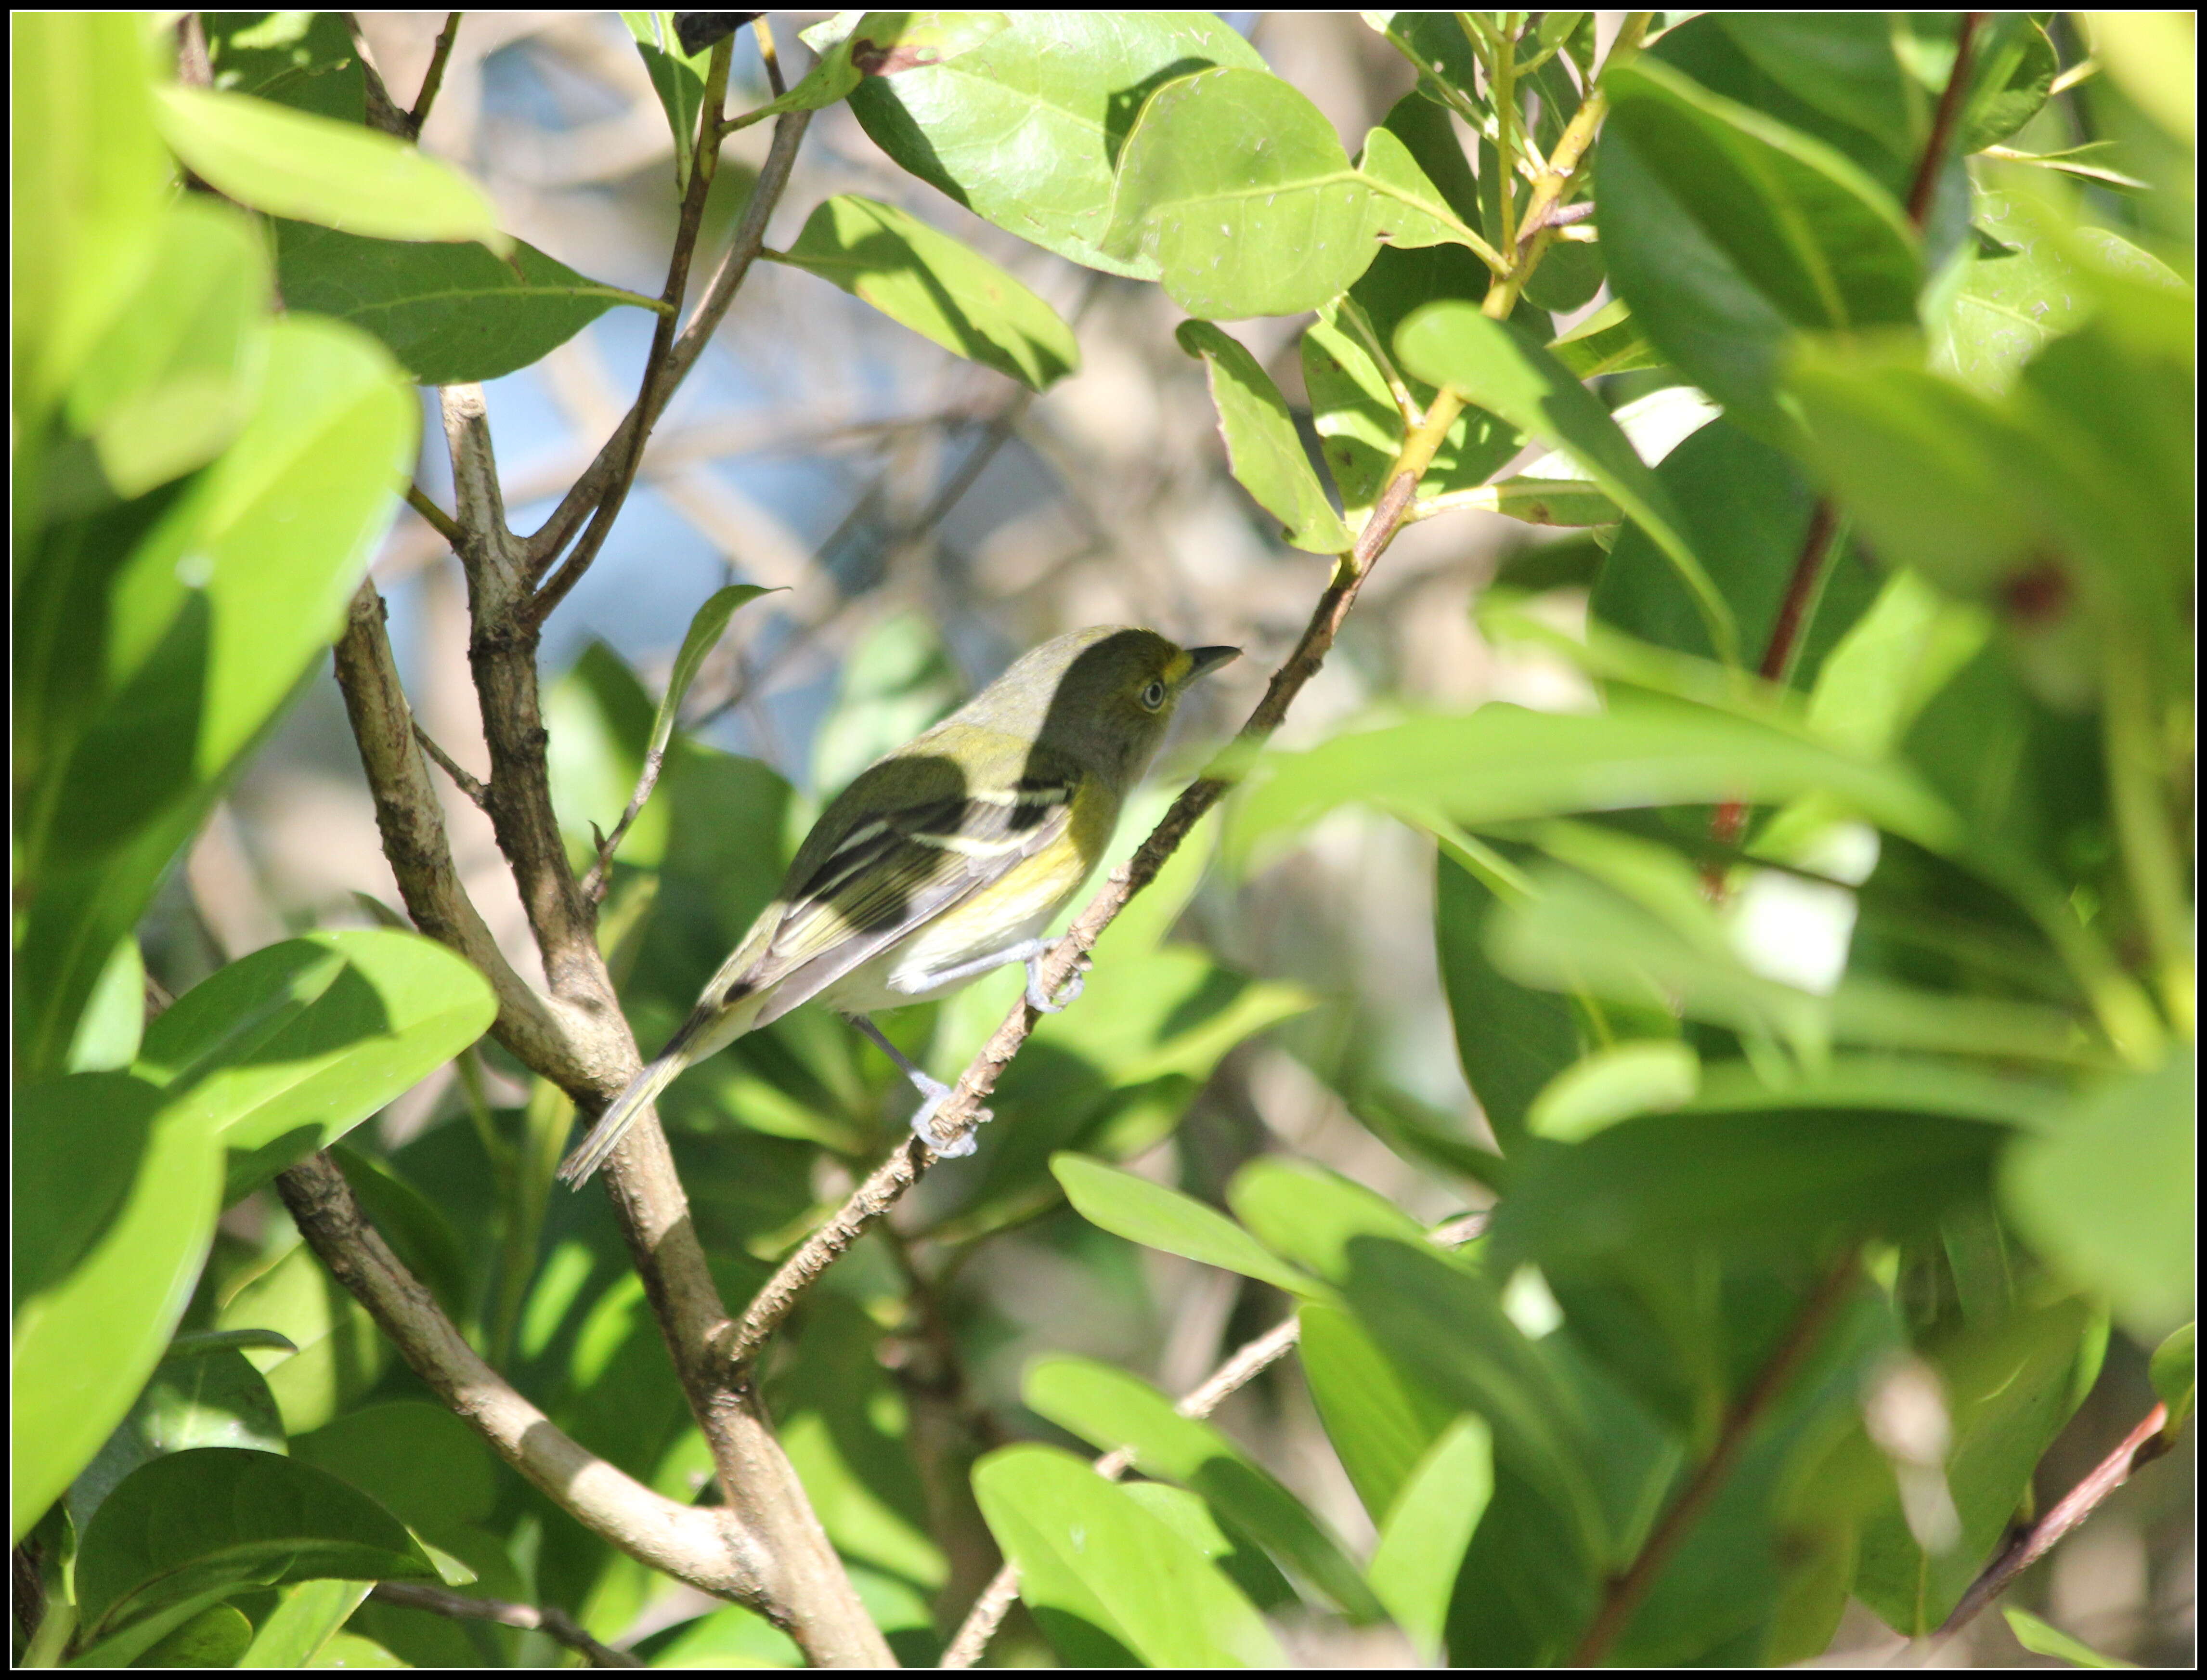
[{"left": 1186, "top": 645, "right": 1240, "bottom": 680}]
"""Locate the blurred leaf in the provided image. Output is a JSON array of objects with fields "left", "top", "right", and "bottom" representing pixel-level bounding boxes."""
[
  {"left": 238, "top": 1578, "right": 375, "bottom": 1669},
  {"left": 306, "top": 1631, "right": 408, "bottom": 1667},
  {"left": 217, "top": 1242, "right": 386, "bottom": 1436},
  {"left": 1225, "top": 1157, "right": 1429, "bottom": 1286},
  {"left": 164, "top": 1328, "right": 301, "bottom": 1360},
  {"left": 848, "top": 13, "right": 1265, "bottom": 277},
  {"left": 12, "top": 1073, "right": 220, "bottom": 1542},
  {"left": 1052, "top": 1154, "right": 1315, "bottom": 1296},
  {"left": 1596, "top": 54, "right": 1920, "bottom": 445},
  {"left": 2002, "top": 1055, "right": 2194, "bottom": 1339},
  {"left": 16, "top": 314, "right": 415, "bottom": 1078},
  {"left": 2003, "top": 1606, "right": 2138, "bottom": 1669},
  {"left": 332, "top": 1145, "right": 474, "bottom": 1322},
  {"left": 1025, "top": 1357, "right": 1379, "bottom": 1618},
  {"left": 1396, "top": 302, "right": 1739, "bottom": 663},
  {"left": 275, "top": 220, "right": 654, "bottom": 385},
  {"left": 763, "top": 11, "right": 1010, "bottom": 125},
  {"left": 1230, "top": 697, "right": 1962, "bottom": 869},
  {"left": 138, "top": 1600, "right": 256, "bottom": 1666},
  {"left": 61, "top": 197, "right": 268, "bottom": 497},
  {"left": 1854, "top": 1297, "right": 2096, "bottom": 1632},
  {"left": 549, "top": 641, "right": 661, "bottom": 873},
  {"left": 1492, "top": 1110, "right": 2005, "bottom": 1270},
  {"left": 651, "top": 583, "right": 777, "bottom": 771},
  {"left": 154, "top": 86, "right": 506, "bottom": 250},
  {"left": 11, "top": 12, "right": 173, "bottom": 417},
  {"left": 65, "top": 932, "right": 146, "bottom": 1074},
  {"left": 290, "top": 1402, "right": 501, "bottom": 1534},
  {"left": 972, "top": 1443, "right": 1285, "bottom": 1666},
  {"left": 1528, "top": 1040, "right": 1700, "bottom": 1142},
  {"left": 1177, "top": 320, "right": 1350, "bottom": 554},
  {"left": 1367, "top": 1414, "right": 1493, "bottom": 1662},
  {"left": 75, "top": 1448, "right": 435, "bottom": 1644},
  {"left": 635, "top": 1602, "right": 802, "bottom": 1667},
  {"left": 1297, "top": 1300, "right": 1459, "bottom": 1524},
  {"left": 67, "top": 1346, "right": 286, "bottom": 1538},
  {"left": 2149, "top": 1323, "right": 2194, "bottom": 1435},
  {"left": 775, "top": 1295, "right": 946, "bottom": 1591},
  {"left": 1105, "top": 67, "right": 1386, "bottom": 318},
  {"left": 133, "top": 930, "right": 496, "bottom": 1203},
  {"left": 1548, "top": 300, "right": 1664, "bottom": 379},
  {"left": 1118, "top": 1482, "right": 1298, "bottom": 1614},
  {"left": 813, "top": 612, "right": 966, "bottom": 799},
  {"left": 770, "top": 195, "right": 1078, "bottom": 390}
]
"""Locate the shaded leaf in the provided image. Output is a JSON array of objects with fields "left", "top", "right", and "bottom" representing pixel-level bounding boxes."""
[{"left": 1177, "top": 320, "right": 1350, "bottom": 553}]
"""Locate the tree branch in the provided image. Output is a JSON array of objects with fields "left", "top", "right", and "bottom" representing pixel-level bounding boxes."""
[
  {"left": 274, "top": 1152, "right": 772, "bottom": 1608},
  {"left": 523, "top": 107, "right": 813, "bottom": 576},
  {"left": 940, "top": 1211, "right": 1493, "bottom": 1667},
  {"left": 1570, "top": 1247, "right": 1862, "bottom": 1665},
  {"left": 368, "top": 1582, "right": 641, "bottom": 1667},
  {"left": 412, "top": 718, "right": 489, "bottom": 810},
  {"left": 405, "top": 13, "right": 463, "bottom": 138},
  {"left": 1931, "top": 1402, "right": 2175, "bottom": 1644}
]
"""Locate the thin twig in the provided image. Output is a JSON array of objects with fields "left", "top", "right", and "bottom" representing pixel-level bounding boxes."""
[
  {"left": 523, "top": 107, "right": 813, "bottom": 576},
  {"left": 369, "top": 1581, "right": 643, "bottom": 1667},
  {"left": 413, "top": 719, "right": 490, "bottom": 810},
  {"left": 406, "top": 13, "right": 463, "bottom": 137},
  {"left": 1905, "top": 13, "right": 1986, "bottom": 228},
  {"left": 753, "top": 14, "right": 787, "bottom": 98},
  {"left": 1571, "top": 1247, "right": 1862, "bottom": 1665},
  {"left": 406, "top": 482, "right": 464, "bottom": 547},
  {"left": 528, "top": 36, "right": 735, "bottom": 625},
  {"left": 940, "top": 1212, "right": 1493, "bottom": 1667},
  {"left": 579, "top": 740, "right": 671, "bottom": 903},
  {"left": 1930, "top": 1403, "right": 2175, "bottom": 1644}
]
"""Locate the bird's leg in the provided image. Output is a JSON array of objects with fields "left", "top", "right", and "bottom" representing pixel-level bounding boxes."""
[
  {"left": 848, "top": 1013, "right": 983, "bottom": 1158},
  {"left": 893, "top": 936, "right": 1090, "bottom": 1014}
]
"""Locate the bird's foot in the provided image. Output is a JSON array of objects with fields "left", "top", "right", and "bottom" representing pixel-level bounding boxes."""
[
  {"left": 909, "top": 1080, "right": 988, "bottom": 1159},
  {"left": 1024, "top": 941, "right": 1091, "bottom": 1014}
]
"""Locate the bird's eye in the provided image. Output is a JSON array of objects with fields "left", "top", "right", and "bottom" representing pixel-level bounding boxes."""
[{"left": 1139, "top": 678, "right": 1167, "bottom": 710}]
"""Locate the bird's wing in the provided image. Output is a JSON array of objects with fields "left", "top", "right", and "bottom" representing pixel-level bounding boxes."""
[{"left": 722, "top": 762, "right": 1081, "bottom": 1024}]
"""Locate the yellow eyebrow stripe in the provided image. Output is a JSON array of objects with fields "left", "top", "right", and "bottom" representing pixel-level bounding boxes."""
[{"left": 1163, "top": 651, "right": 1192, "bottom": 685}]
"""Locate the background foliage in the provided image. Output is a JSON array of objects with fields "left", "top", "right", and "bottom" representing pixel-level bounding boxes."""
[{"left": 14, "top": 10, "right": 2193, "bottom": 1668}]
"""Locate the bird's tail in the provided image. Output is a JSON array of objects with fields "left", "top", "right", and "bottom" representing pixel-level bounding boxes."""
[{"left": 556, "top": 1042, "right": 695, "bottom": 1187}]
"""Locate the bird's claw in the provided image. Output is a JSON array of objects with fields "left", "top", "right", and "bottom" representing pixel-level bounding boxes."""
[
  {"left": 909, "top": 1088, "right": 987, "bottom": 1158},
  {"left": 1025, "top": 945, "right": 1091, "bottom": 1014}
]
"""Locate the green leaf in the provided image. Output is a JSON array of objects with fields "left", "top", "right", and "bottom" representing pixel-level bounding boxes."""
[
  {"left": 1105, "top": 66, "right": 1386, "bottom": 318},
  {"left": 1297, "top": 1300, "right": 1459, "bottom": 1523},
  {"left": 2003, "top": 1607, "right": 2138, "bottom": 1669},
  {"left": 1225, "top": 1157, "right": 1429, "bottom": 1286},
  {"left": 202, "top": 11, "right": 365, "bottom": 121},
  {"left": 2149, "top": 1323, "right": 2194, "bottom": 1435},
  {"left": 65, "top": 933, "right": 146, "bottom": 1074},
  {"left": 11, "top": 12, "right": 174, "bottom": 417},
  {"left": 239, "top": 1579, "right": 376, "bottom": 1669},
  {"left": 153, "top": 86, "right": 507, "bottom": 251},
  {"left": 217, "top": 1243, "right": 386, "bottom": 1436},
  {"left": 74, "top": 1447, "right": 437, "bottom": 1642},
  {"left": 2002, "top": 1056, "right": 2195, "bottom": 1339},
  {"left": 1527, "top": 1040, "right": 1700, "bottom": 1142},
  {"left": 757, "top": 12, "right": 1010, "bottom": 126},
  {"left": 769, "top": 194, "right": 1078, "bottom": 390},
  {"left": 16, "top": 313, "right": 416, "bottom": 1078},
  {"left": 972, "top": 1443, "right": 1284, "bottom": 1667},
  {"left": 1493, "top": 1110, "right": 2005, "bottom": 1269},
  {"left": 12, "top": 1075, "right": 221, "bottom": 1542},
  {"left": 67, "top": 1347, "right": 286, "bottom": 1537},
  {"left": 1024, "top": 1356, "right": 1380, "bottom": 1619},
  {"left": 134, "top": 930, "right": 496, "bottom": 1202},
  {"left": 1052, "top": 1154, "right": 1315, "bottom": 1296},
  {"left": 636, "top": 1603, "right": 802, "bottom": 1667},
  {"left": 62, "top": 197, "right": 269, "bottom": 497},
  {"left": 290, "top": 1402, "right": 500, "bottom": 1534},
  {"left": 164, "top": 1328, "right": 301, "bottom": 1361},
  {"left": 1118, "top": 1483, "right": 1297, "bottom": 1613},
  {"left": 622, "top": 11, "right": 713, "bottom": 188},
  {"left": 1596, "top": 55, "right": 1921, "bottom": 445},
  {"left": 1177, "top": 320, "right": 1350, "bottom": 553},
  {"left": 139, "top": 1601, "right": 256, "bottom": 1666},
  {"left": 274, "top": 220, "right": 657, "bottom": 385},
  {"left": 1367, "top": 1414, "right": 1493, "bottom": 1661},
  {"left": 1356, "top": 125, "right": 1495, "bottom": 258},
  {"left": 645, "top": 583, "right": 779, "bottom": 786},
  {"left": 1548, "top": 300, "right": 1664, "bottom": 379},
  {"left": 1394, "top": 302, "right": 1739, "bottom": 663},
  {"left": 847, "top": 13, "right": 1265, "bottom": 278},
  {"left": 1229, "top": 696, "right": 1961, "bottom": 869}
]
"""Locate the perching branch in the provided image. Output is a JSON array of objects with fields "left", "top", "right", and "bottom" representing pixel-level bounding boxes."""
[
  {"left": 1931, "top": 1402, "right": 2176, "bottom": 1645},
  {"left": 939, "top": 1211, "right": 1493, "bottom": 1667},
  {"left": 369, "top": 1581, "right": 641, "bottom": 1667},
  {"left": 1570, "top": 1247, "right": 1863, "bottom": 1665}
]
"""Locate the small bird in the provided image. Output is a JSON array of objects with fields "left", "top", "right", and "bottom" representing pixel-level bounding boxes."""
[{"left": 558, "top": 625, "right": 1239, "bottom": 1185}]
